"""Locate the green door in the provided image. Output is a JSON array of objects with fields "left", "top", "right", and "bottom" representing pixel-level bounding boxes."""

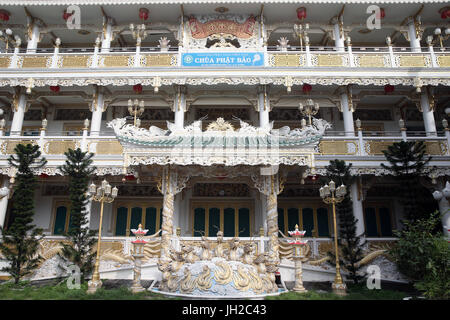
[
  {"left": 53, "top": 206, "right": 67, "bottom": 235},
  {"left": 302, "top": 208, "right": 314, "bottom": 237},
  {"left": 208, "top": 207, "right": 220, "bottom": 236},
  {"left": 193, "top": 208, "right": 205, "bottom": 237},
  {"left": 145, "top": 207, "right": 157, "bottom": 235},
  {"left": 224, "top": 207, "right": 235, "bottom": 237},
  {"left": 238, "top": 208, "right": 250, "bottom": 237},
  {"left": 115, "top": 207, "right": 128, "bottom": 236}
]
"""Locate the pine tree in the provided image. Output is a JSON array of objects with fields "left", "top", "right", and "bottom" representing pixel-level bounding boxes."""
[
  {"left": 58, "top": 148, "right": 97, "bottom": 282},
  {"left": 0, "top": 144, "right": 47, "bottom": 284},
  {"left": 381, "top": 141, "right": 432, "bottom": 221},
  {"left": 324, "top": 159, "right": 366, "bottom": 284}
]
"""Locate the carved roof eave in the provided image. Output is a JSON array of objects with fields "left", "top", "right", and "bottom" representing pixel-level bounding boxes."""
[
  {"left": 0, "top": 76, "right": 449, "bottom": 88},
  {"left": 1, "top": 0, "right": 447, "bottom": 5}
]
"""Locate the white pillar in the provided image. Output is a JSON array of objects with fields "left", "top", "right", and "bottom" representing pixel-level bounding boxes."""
[
  {"left": 83, "top": 182, "right": 93, "bottom": 230},
  {"left": 134, "top": 38, "right": 141, "bottom": 68},
  {"left": 350, "top": 181, "right": 365, "bottom": 238},
  {"left": 427, "top": 40, "right": 439, "bottom": 68},
  {"left": 420, "top": 91, "right": 436, "bottom": 136},
  {"left": 347, "top": 37, "right": 355, "bottom": 67},
  {"left": 305, "top": 37, "right": 312, "bottom": 67},
  {"left": 11, "top": 90, "right": 27, "bottom": 136},
  {"left": 26, "top": 20, "right": 40, "bottom": 52},
  {"left": 333, "top": 20, "right": 345, "bottom": 52},
  {"left": 432, "top": 181, "right": 450, "bottom": 238},
  {"left": 258, "top": 85, "right": 270, "bottom": 129},
  {"left": 90, "top": 86, "right": 105, "bottom": 137},
  {"left": 101, "top": 18, "right": 113, "bottom": 53},
  {"left": 386, "top": 37, "right": 396, "bottom": 67},
  {"left": 0, "top": 179, "right": 10, "bottom": 229},
  {"left": 173, "top": 85, "right": 186, "bottom": 129},
  {"left": 407, "top": 18, "right": 421, "bottom": 53},
  {"left": 51, "top": 40, "right": 60, "bottom": 68},
  {"left": 339, "top": 87, "right": 355, "bottom": 136}
]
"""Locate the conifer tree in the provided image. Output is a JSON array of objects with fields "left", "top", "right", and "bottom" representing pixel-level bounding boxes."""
[
  {"left": 58, "top": 148, "right": 97, "bottom": 282},
  {"left": 324, "top": 159, "right": 366, "bottom": 284},
  {"left": 0, "top": 144, "right": 47, "bottom": 284},
  {"left": 381, "top": 141, "right": 432, "bottom": 221}
]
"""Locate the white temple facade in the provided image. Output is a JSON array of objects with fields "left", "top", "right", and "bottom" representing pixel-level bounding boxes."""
[{"left": 0, "top": 0, "right": 449, "bottom": 283}]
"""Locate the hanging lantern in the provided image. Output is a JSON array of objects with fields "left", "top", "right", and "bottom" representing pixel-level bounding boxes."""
[
  {"left": 139, "top": 8, "right": 149, "bottom": 21},
  {"left": 125, "top": 174, "right": 136, "bottom": 181},
  {"left": 384, "top": 84, "right": 395, "bottom": 94},
  {"left": 40, "top": 173, "right": 49, "bottom": 179},
  {"left": 378, "top": 8, "right": 386, "bottom": 19},
  {"left": 302, "top": 83, "right": 312, "bottom": 94},
  {"left": 133, "top": 84, "right": 143, "bottom": 94},
  {"left": 62, "top": 10, "right": 72, "bottom": 21},
  {"left": 0, "top": 10, "right": 10, "bottom": 22},
  {"left": 445, "top": 9, "right": 450, "bottom": 19},
  {"left": 296, "top": 7, "right": 307, "bottom": 20},
  {"left": 50, "top": 85, "right": 60, "bottom": 93}
]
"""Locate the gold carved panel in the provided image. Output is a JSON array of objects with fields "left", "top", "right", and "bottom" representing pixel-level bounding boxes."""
[
  {"left": 61, "top": 55, "right": 89, "bottom": 68},
  {"left": 318, "top": 241, "right": 333, "bottom": 256},
  {"left": 318, "top": 140, "right": 358, "bottom": 155},
  {"left": 144, "top": 54, "right": 175, "bottom": 67},
  {"left": 21, "top": 56, "right": 49, "bottom": 68},
  {"left": 272, "top": 54, "right": 303, "bottom": 67},
  {"left": 365, "top": 140, "right": 398, "bottom": 155},
  {"left": 3, "top": 140, "right": 37, "bottom": 154},
  {"left": 317, "top": 54, "right": 344, "bottom": 67},
  {"left": 0, "top": 57, "right": 10, "bottom": 68},
  {"left": 357, "top": 55, "right": 385, "bottom": 67},
  {"left": 398, "top": 55, "right": 426, "bottom": 67},
  {"left": 45, "top": 140, "right": 76, "bottom": 154},
  {"left": 437, "top": 55, "right": 450, "bottom": 67},
  {"left": 92, "top": 140, "right": 123, "bottom": 155},
  {"left": 424, "top": 141, "right": 447, "bottom": 155},
  {"left": 102, "top": 55, "right": 131, "bottom": 67}
]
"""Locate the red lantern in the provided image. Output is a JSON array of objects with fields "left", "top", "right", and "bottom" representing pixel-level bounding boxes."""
[
  {"left": 139, "top": 8, "right": 149, "bottom": 21},
  {"left": 378, "top": 8, "right": 385, "bottom": 19},
  {"left": 50, "top": 85, "right": 60, "bottom": 93},
  {"left": 297, "top": 7, "right": 307, "bottom": 20},
  {"left": 384, "top": 84, "right": 395, "bottom": 94},
  {"left": 0, "top": 10, "right": 10, "bottom": 22},
  {"left": 62, "top": 10, "right": 72, "bottom": 21},
  {"left": 125, "top": 174, "right": 136, "bottom": 181},
  {"left": 310, "top": 175, "right": 317, "bottom": 181},
  {"left": 302, "top": 83, "right": 312, "bottom": 94},
  {"left": 444, "top": 9, "right": 450, "bottom": 19},
  {"left": 40, "top": 173, "right": 49, "bottom": 179},
  {"left": 133, "top": 84, "right": 143, "bottom": 94}
]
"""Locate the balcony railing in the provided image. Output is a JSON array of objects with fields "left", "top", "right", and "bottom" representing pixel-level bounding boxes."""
[{"left": 0, "top": 45, "right": 448, "bottom": 69}]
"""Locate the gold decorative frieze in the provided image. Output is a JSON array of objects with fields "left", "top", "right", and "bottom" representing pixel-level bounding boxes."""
[
  {"left": 101, "top": 55, "right": 132, "bottom": 68},
  {"left": 61, "top": 55, "right": 89, "bottom": 68},
  {"left": 318, "top": 241, "right": 333, "bottom": 256},
  {"left": 0, "top": 57, "right": 10, "bottom": 68},
  {"left": 317, "top": 140, "right": 358, "bottom": 155},
  {"left": 437, "top": 55, "right": 450, "bottom": 67},
  {"left": 91, "top": 140, "right": 123, "bottom": 155},
  {"left": 424, "top": 141, "right": 448, "bottom": 155},
  {"left": 44, "top": 140, "right": 77, "bottom": 154},
  {"left": 144, "top": 54, "right": 177, "bottom": 67},
  {"left": 365, "top": 140, "right": 398, "bottom": 155},
  {"left": 398, "top": 55, "right": 428, "bottom": 67},
  {"left": 21, "top": 56, "right": 51, "bottom": 68},
  {"left": 356, "top": 55, "right": 387, "bottom": 68},
  {"left": 1, "top": 140, "right": 37, "bottom": 154},
  {"left": 316, "top": 54, "right": 345, "bottom": 67},
  {"left": 270, "top": 54, "right": 304, "bottom": 67}
]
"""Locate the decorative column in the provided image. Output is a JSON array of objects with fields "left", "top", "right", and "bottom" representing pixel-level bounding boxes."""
[
  {"left": 386, "top": 37, "right": 396, "bottom": 67},
  {"left": 173, "top": 85, "right": 187, "bottom": 130},
  {"left": 130, "top": 224, "right": 148, "bottom": 293},
  {"left": 51, "top": 38, "right": 61, "bottom": 68},
  {"left": 418, "top": 87, "right": 437, "bottom": 136},
  {"left": 257, "top": 85, "right": 270, "bottom": 129},
  {"left": 0, "top": 178, "right": 10, "bottom": 229},
  {"left": 346, "top": 37, "right": 355, "bottom": 67},
  {"left": 332, "top": 16, "right": 345, "bottom": 52},
  {"left": 101, "top": 17, "right": 113, "bottom": 53},
  {"left": 338, "top": 86, "right": 355, "bottom": 136},
  {"left": 90, "top": 85, "right": 106, "bottom": 137},
  {"left": 350, "top": 179, "right": 365, "bottom": 238},
  {"left": 432, "top": 181, "right": 450, "bottom": 238},
  {"left": 406, "top": 16, "right": 422, "bottom": 53},
  {"left": 26, "top": 18, "right": 40, "bottom": 52},
  {"left": 10, "top": 87, "right": 29, "bottom": 136}
]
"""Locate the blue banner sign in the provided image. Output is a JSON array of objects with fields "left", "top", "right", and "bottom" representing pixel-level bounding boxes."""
[{"left": 182, "top": 52, "right": 264, "bottom": 67}]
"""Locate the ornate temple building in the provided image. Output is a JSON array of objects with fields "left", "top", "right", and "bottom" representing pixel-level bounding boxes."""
[{"left": 0, "top": 0, "right": 449, "bottom": 287}]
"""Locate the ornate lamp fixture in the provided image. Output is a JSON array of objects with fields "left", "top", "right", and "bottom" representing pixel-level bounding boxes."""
[
  {"left": 320, "top": 181, "right": 347, "bottom": 296},
  {"left": 384, "top": 84, "right": 395, "bottom": 94},
  {"left": 130, "top": 224, "right": 148, "bottom": 293},
  {"left": 128, "top": 99, "right": 145, "bottom": 126},
  {"left": 133, "top": 83, "right": 143, "bottom": 94},
  {"left": 129, "top": 22, "right": 148, "bottom": 44},
  {"left": 87, "top": 179, "right": 118, "bottom": 294},
  {"left": 0, "top": 27, "right": 15, "bottom": 51},
  {"left": 432, "top": 27, "right": 450, "bottom": 51},
  {"left": 293, "top": 23, "right": 309, "bottom": 52},
  {"left": 299, "top": 98, "right": 319, "bottom": 125},
  {"left": 139, "top": 8, "right": 149, "bottom": 21},
  {"left": 288, "top": 224, "right": 308, "bottom": 293}
]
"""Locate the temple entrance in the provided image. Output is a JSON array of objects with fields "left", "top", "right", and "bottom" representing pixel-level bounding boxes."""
[{"left": 190, "top": 200, "right": 254, "bottom": 237}]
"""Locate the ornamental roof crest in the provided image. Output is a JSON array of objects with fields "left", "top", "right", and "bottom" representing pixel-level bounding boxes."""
[{"left": 206, "top": 117, "right": 235, "bottom": 131}]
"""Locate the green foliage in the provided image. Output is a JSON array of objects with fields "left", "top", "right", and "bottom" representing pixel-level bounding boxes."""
[
  {"left": 0, "top": 144, "right": 47, "bottom": 284},
  {"left": 324, "top": 160, "right": 366, "bottom": 284},
  {"left": 58, "top": 148, "right": 97, "bottom": 282},
  {"left": 390, "top": 211, "right": 449, "bottom": 299},
  {"left": 381, "top": 141, "right": 433, "bottom": 221}
]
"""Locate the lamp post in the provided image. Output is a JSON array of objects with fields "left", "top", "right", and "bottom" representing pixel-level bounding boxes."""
[
  {"left": 130, "top": 223, "right": 148, "bottom": 293},
  {"left": 128, "top": 99, "right": 145, "bottom": 126},
  {"left": 299, "top": 98, "right": 319, "bottom": 125},
  {"left": 87, "top": 179, "right": 118, "bottom": 294},
  {"left": 319, "top": 180, "right": 347, "bottom": 295},
  {"left": 288, "top": 224, "right": 308, "bottom": 293},
  {"left": 433, "top": 27, "right": 450, "bottom": 51}
]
